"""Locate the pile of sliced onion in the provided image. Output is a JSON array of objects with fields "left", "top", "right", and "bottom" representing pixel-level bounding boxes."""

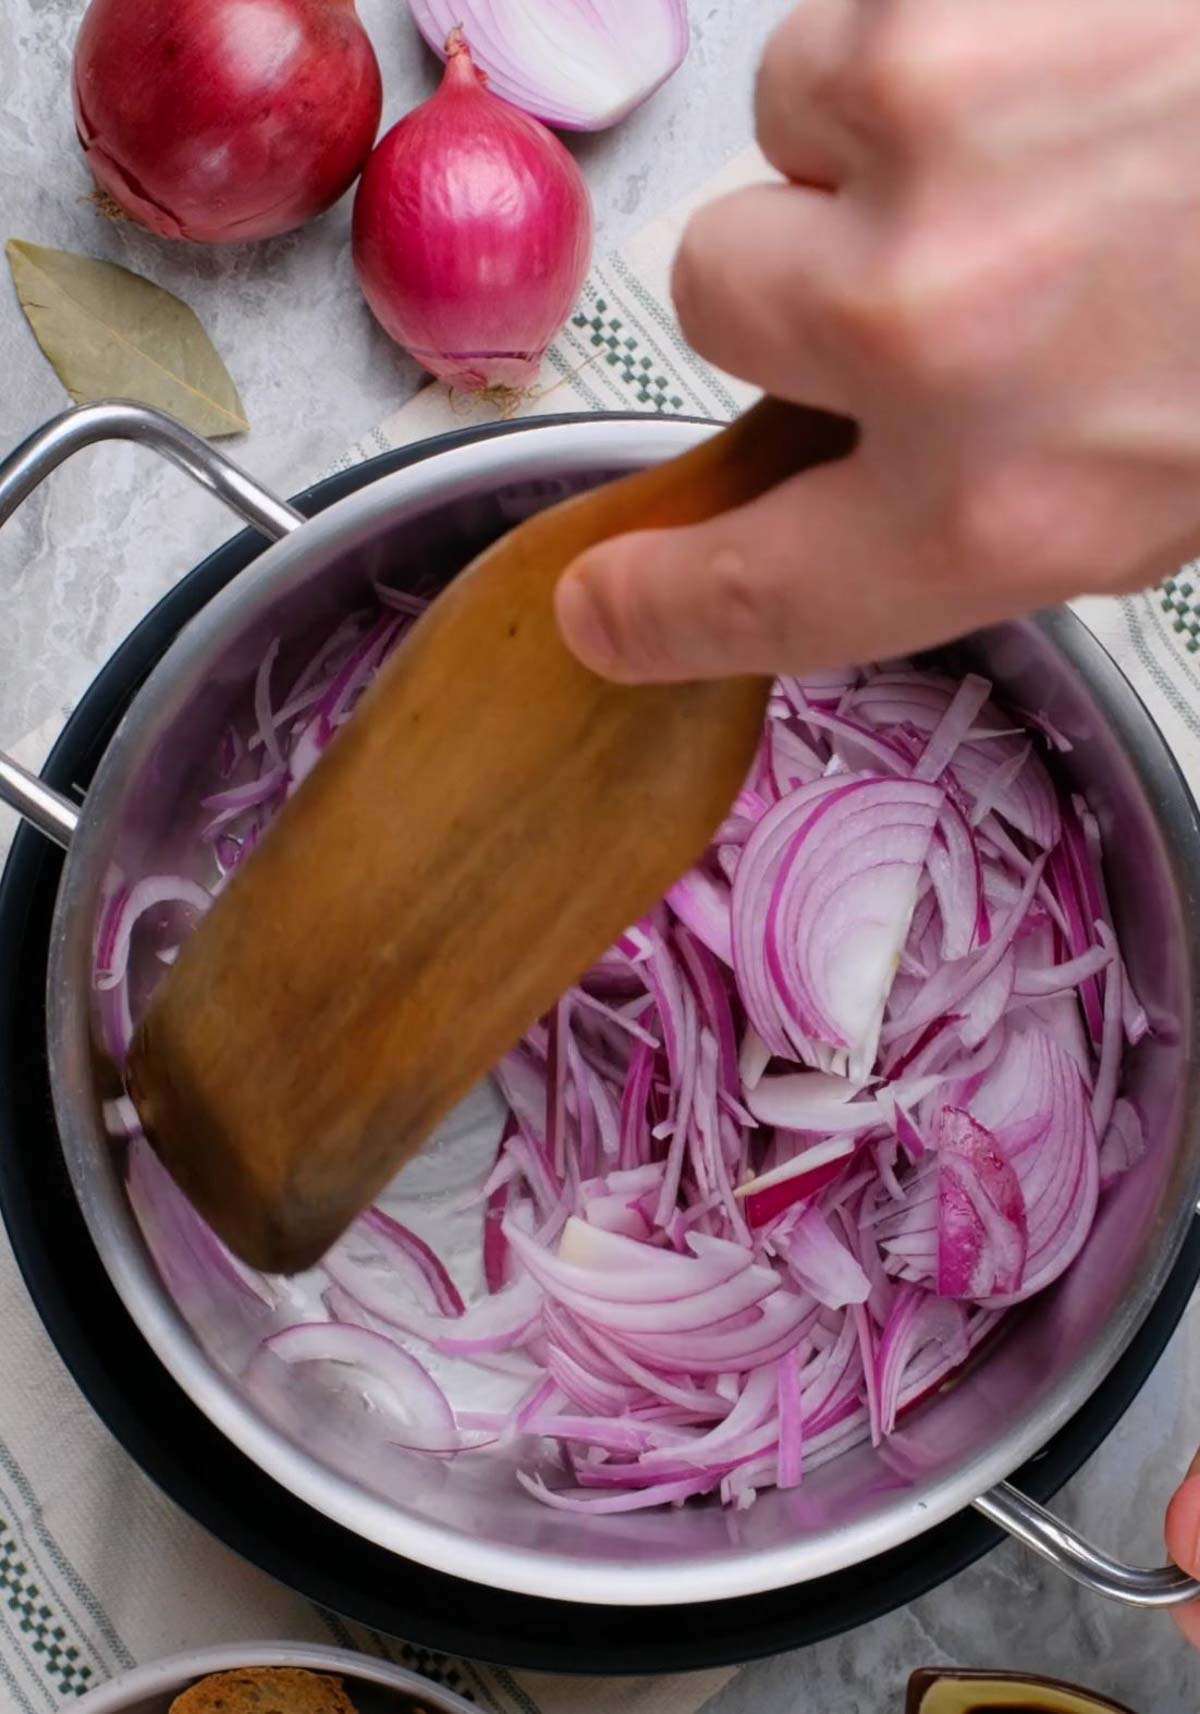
[{"left": 98, "top": 592, "right": 1150, "bottom": 1515}]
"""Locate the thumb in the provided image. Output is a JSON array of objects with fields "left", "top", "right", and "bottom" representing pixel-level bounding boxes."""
[
  {"left": 1166, "top": 1448, "right": 1200, "bottom": 1646},
  {"left": 554, "top": 460, "right": 974, "bottom": 685},
  {"left": 554, "top": 475, "right": 822, "bottom": 685}
]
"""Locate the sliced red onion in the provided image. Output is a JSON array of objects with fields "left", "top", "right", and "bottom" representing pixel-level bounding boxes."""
[
  {"left": 1047, "top": 796, "right": 1108, "bottom": 1040},
  {"left": 736, "top": 1135, "right": 858, "bottom": 1203},
  {"left": 793, "top": 707, "right": 911, "bottom": 776},
  {"left": 666, "top": 870, "right": 733, "bottom": 966},
  {"left": 926, "top": 800, "right": 988, "bottom": 961},
  {"left": 766, "top": 718, "right": 827, "bottom": 795},
  {"left": 850, "top": 671, "right": 1061, "bottom": 847},
  {"left": 1099, "top": 1098, "right": 1147, "bottom": 1191},
  {"left": 1089, "top": 923, "right": 1123, "bottom": 1144},
  {"left": 958, "top": 953, "right": 1015, "bottom": 1049},
  {"left": 484, "top": 1176, "right": 512, "bottom": 1293},
  {"left": 325, "top": 1245, "right": 541, "bottom": 1354},
  {"left": 882, "top": 854, "right": 1046, "bottom": 1046},
  {"left": 95, "top": 875, "right": 212, "bottom": 991},
  {"left": 200, "top": 767, "right": 287, "bottom": 839},
  {"left": 517, "top": 1471, "right": 714, "bottom": 1513},
  {"left": 876, "top": 1286, "right": 969, "bottom": 1436},
  {"left": 745, "top": 1071, "right": 941, "bottom": 1135},
  {"left": 912, "top": 673, "right": 992, "bottom": 783},
  {"left": 359, "top": 1206, "right": 465, "bottom": 1317},
  {"left": 741, "top": 1140, "right": 861, "bottom": 1231},
  {"left": 952, "top": 1026, "right": 1099, "bottom": 1306},
  {"left": 127, "top": 1137, "right": 274, "bottom": 1315},
  {"left": 608, "top": 1290, "right": 819, "bottom": 1375},
  {"left": 775, "top": 1352, "right": 804, "bottom": 1488},
  {"left": 1012, "top": 940, "right": 1114, "bottom": 998},
  {"left": 505, "top": 1218, "right": 778, "bottom": 1335},
  {"left": 935, "top": 1108, "right": 1027, "bottom": 1299},
  {"left": 780, "top": 1205, "right": 870, "bottom": 1309},
  {"left": 894, "top": 1102, "right": 926, "bottom": 1161},
  {"left": 253, "top": 639, "right": 285, "bottom": 769},
  {"left": 966, "top": 743, "right": 1033, "bottom": 828},
  {"left": 781, "top": 667, "right": 859, "bottom": 710},
  {"left": 107, "top": 625, "right": 1146, "bottom": 1519},
  {"left": 637, "top": 1365, "right": 778, "bottom": 1472},
  {"left": 260, "top": 1322, "right": 473, "bottom": 1452},
  {"left": 737, "top": 776, "right": 941, "bottom": 1080}
]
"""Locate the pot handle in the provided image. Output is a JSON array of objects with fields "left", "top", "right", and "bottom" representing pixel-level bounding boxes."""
[
  {"left": 0, "top": 400, "right": 303, "bottom": 850},
  {"left": 974, "top": 1480, "right": 1200, "bottom": 1607}
]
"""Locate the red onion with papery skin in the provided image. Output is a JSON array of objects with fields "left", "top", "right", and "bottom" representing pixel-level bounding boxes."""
[
  {"left": 73, "top": 0, "right": 383, "bottom": 243},
  {"left": 352, "top": 31, "right": 594, "bottom": 391}
]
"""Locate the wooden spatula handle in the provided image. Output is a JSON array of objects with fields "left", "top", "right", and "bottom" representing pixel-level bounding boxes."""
[
  {"left": 579, "top": 397, "right": 857, "bottom": 534},
  {"left": 129, "top": 399, "right": 856, "bottom": 1272},
  {"left": 680, "top": 397, "right": 857, "bottom": 509}
]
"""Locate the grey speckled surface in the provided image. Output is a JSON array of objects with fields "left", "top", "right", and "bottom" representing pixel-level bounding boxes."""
[
  {"left": 0, "top": 0, "right": 788, "bottom": 748},
  {"left": 3, "top": 3, "right": 1200, "bottom": 1711}
]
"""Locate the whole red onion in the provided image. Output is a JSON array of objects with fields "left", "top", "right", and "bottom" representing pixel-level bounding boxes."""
[
  {"left": 73, "top": 0, "right": 383, "bottom": 244},
  {"left": 352, "top": 32, "right": 594, "bottom": 392}
]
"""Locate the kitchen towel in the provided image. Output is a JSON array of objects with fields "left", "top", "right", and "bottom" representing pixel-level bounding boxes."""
[{"left": 4, "top": 137, "right": 1200, "bottom": 1714}]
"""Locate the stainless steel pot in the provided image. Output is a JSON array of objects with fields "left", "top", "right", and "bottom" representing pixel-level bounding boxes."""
[{"left": 2, "top": 399, "right": 1200, "bottom": 1613}]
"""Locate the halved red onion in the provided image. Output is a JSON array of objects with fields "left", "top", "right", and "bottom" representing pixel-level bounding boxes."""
[{"left": 407, "top": 0, "right": 689, "bottom": 132}]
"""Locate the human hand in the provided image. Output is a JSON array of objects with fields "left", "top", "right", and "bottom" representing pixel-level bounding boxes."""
[
  {"left": 555, "top": 0, "right": 1200, "bottom": 684},
  {"left": 1167, "top": 1451, "right": 1200, "bottom": 1647}
]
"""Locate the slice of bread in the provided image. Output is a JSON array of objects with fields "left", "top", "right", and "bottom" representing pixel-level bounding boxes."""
[{"left": 169, "top": 1666, "right": 360, "bottom": 1714}]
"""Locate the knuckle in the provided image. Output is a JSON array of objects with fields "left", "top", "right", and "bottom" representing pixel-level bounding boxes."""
[
  {"left": 670, "top": 207, "right": 722, "bottom": 350},
  {"left": 834, "top": 276, "right": 921, "bottom": 370},
  {"left": 942, "top": 472, "right": 1033, "bottom": 583},
  {"left": 835, "top": 264, "right": 937, "bottom": 374},
  {"left": 939, "top": 465, "right": 1093, "bottom": 597},
  {"left": 704, "top": 547, "right": 792, "bottom": 659},
  {"left": 837, "top": 232, "right": 1010, "bottom": 385},
  {"left": 845, "top": 37, "right": 947, "bottom": 138},
  {"left": 754, "top": 1, "right": 840, "bottom": 145},
  {"left": 754, "top": 9, "right": 807, "bottom": 119}
]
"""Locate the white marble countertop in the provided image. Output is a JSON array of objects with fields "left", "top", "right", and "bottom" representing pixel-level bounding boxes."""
[{"left": 3, "top": 3, "right": 1200, "bottom": 1711}]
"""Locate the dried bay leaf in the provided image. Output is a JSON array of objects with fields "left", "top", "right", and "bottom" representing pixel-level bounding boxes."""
[{"left": 6, "top": 240, "right": 249, "bottom": 438}]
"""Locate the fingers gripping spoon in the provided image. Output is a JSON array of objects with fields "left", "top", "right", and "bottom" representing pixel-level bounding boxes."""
[{"left": 127, "top": 399, "right": 856, "bottom": 1273}]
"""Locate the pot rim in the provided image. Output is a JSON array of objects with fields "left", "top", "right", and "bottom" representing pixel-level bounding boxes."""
[{"left": 42, "top": 414, "right": 1200, "bottom": 1607}]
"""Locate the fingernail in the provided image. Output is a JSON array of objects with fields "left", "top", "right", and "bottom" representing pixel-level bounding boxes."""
[{"left": 556, "top": 566, "right": 618, "bottom": 676}]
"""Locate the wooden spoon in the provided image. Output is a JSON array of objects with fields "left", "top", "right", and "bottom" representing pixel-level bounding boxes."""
[{"left": 126, "top": 398, "right": 856, "bottom": 1273}]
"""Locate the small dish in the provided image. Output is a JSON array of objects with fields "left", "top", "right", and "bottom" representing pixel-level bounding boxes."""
[
  {"left": 907, "top": 1667, "right": 1136, "bottom": 1713},
  {"left": 69, "top": 1641, "right": 475, "bottom": 1714}
]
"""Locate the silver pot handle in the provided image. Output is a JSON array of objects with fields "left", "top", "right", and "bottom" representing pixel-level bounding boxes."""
[
  {"left": 974, "top": 1480, "right": 1200, "bottom": 1608},
  {"left": 0, "top": 400, "right": 303, "bottom": 850}
]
